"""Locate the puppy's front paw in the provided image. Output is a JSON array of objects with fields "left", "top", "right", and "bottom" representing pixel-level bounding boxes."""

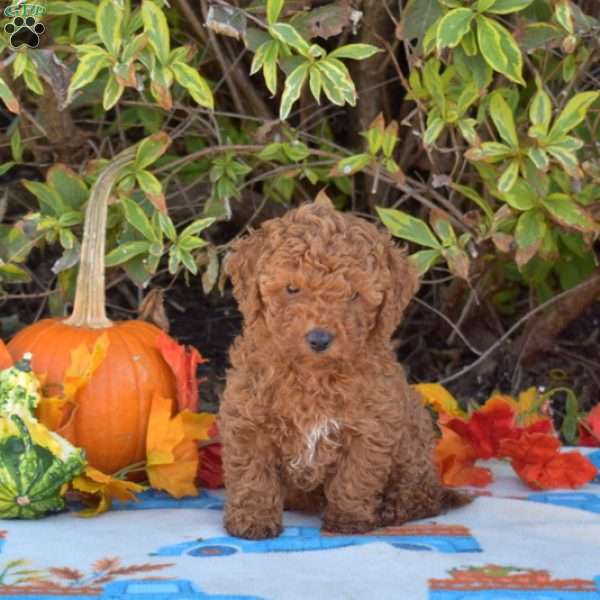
[
  {"left": 322, "top": 510, "right": 378, "bottom": 535},
  {"left": 224, "top": 513, "right": 283, "bottom": 540}
]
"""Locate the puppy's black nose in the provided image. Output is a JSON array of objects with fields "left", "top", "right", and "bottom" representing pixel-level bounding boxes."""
[{"left": 306, "top": 329, "right": 334, "bottom": 353}]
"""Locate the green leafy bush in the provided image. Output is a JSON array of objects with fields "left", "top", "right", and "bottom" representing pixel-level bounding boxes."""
[{"left": 0, "top": 0, "right": 599, "bottom": 402}]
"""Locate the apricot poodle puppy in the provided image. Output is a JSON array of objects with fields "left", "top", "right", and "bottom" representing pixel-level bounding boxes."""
[{"left": 220, "top": 196, "right": 470, "bottom": 540}]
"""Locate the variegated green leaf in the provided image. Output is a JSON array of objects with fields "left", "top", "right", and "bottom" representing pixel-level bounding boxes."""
[
  {"left": 171, "top": 62, "right": 214, "bottom": 109},
  {"left": 377, "top": 207, "right": 442, "bottom": 249},
  {"left": 549, "top": 135, "right": 584, "bottom": 152},
  {"left": 555, "top": 0, "right": 573, "bottom": 33},
  {"left": 527, "top": 147, "right": 549, "bottom": 170},
  {"left": 0, "top": 76, "right": 20, "bottom": 114},
  {"left": 490, "top": 92, "right": 519, "bottom": 148},
  {"left": 96, "top": 0, "right": 123, "bottom": 57},
  {"left": 269, "top": 23, "right": 311, "bottom": 56},
  {"left": 499, "top": 179, "right": 537, "bottom": 210},
  {"left": 142, "top": 0, "right": 171, "bottom": 66},
  {"left": 317, "top": 59, "right": 357, "bottom": 106},
  {"left": 267, "top": 0, "right": 284, "bottom": 24},
  {"left": 546, "top": 146, "right": 579, "bottom": 176},
  {"left": 150, "top": 63, "right": 174, "bottom": 110},
  {"left": 47, "top": 1, "right": 96, "bottom": 21},
  {"left": 436, "top": 7, "right": 474, "bottom": 50},
  {"left": 515, "top": 209, "right": 546, "bottom": 252},
  {"left": 68, "top": 53, "right": 112, "bottom": 99},
  {"left": 135, "top": 132, "right": 172, "bottom": 170},
  {"left": 250, "top": 41, "right": 269, "bottom": 75},
  {"left": 309, "top": 66, "right": 322, "bottom": 102},
  {"left": 121, "top": 197, "right": 159, "bottom": 242},
  {"left": 106, "top": 241, "right": 151, "bottom": 267},
  {"left": 465, "top": 142, "right": 514, "bottom": 163},
  {"left": 22, "top": 181, "right": 65, "bottom": 216},
  {"left": 103, "top": 73, "right": 124, "bottom": 110},
  {"left": 137, "top": 170, "right": 163, "bottom": 201},
  {"left": 529, "top": 85, "right": 552, "bottom": 137},
  {"left": 328, "top": 44, "right": 380, "bottom": 60},
  {"left": 486, "top": 0, "right": 534, "bottom": 13},
  {"left": 279, "top": 62, "right": 310, "bottom": 120},
  {"left": 10, "top": 128, "right": 22, "bottom": 163},
  {"left": 498, "top": 160, "right": 520, "bottom": 192},
  {"left": 477, "top": 0, "right": 497, "bottom": 11},
  {"left": 549, "top": 91, "right": 600, "bottom": 139},
  {"left": 23, "top": 64, "right": 43, "bottom": 95},
  {"left": 476, "top": 15, "right": 524, "bottom": 85},
  {"left": 122, "top": 34, "right": 148, "bottom": 64},
  {"left": 331, "top": 154, "right": 372, "bottom": 177},
  {"left": 424, "top": 117, "right": 445, "bottom": 146},
  {"left": 410, "top": 249, "right": 442, "bottom": 275},
  {"left": 252, "top": 40, "right": 280, "bottom": 96},
  {"left": 542, "top": 193, "right": 598, "bottom": 232}
]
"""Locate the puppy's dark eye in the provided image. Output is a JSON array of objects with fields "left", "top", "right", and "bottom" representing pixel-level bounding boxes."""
[
  {"left": 351, "top": 291, "right": 360, "bottom": 302},
  {"left": 287, "top": 285, "right": 300, "bottom": 295}
]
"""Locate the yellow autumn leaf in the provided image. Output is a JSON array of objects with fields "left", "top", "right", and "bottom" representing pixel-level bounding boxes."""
[
  {"left": 71, "top": 465, "right": 146, "bottom": 516},
  {"left": 511, "top": 387, "right": 548, "bottom": 425},
  {"left": 146, "top": 393, "right": 215, "bottom": 499},
  {"left": 37, "top": 395, "right": 75, "bottom": 431},
  {"left": 148, "top": 438, "right": 200, "bottom": 499},
  {"left": 63, "top": 334, "right": 110, "bottom": 400},
  {"left": 413, "top": 383, "right": 466, "bottom": 417}
]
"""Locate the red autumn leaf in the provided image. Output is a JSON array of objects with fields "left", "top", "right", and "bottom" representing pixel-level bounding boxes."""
[
  {"left": 157, "top": 333, "right": 206, "bottom": 412},
  {"left": 445, "top": 396, "right": 518, "bottom": 459},
  {"left": 446, "top": 396, "right": 553, "bottom": 460},
  {"left": 500, "top": 432, "right": 597, "bottom": 490},
  {"left": 435, "top": 426, "right": 492, "bottom": 487},
  {"left": 579, "top": 404, "right": 600, "bottom": 447},
  {"left": 196, "top": 420, "right": 223, "bottom": 489},
  {"left": 197, "top": 444, "right": 224, "bottom": 489}
]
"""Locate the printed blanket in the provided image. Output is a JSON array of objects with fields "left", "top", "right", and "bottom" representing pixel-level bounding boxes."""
[{"left": 1, "top": 449, "right": 599, "bottom": 600}]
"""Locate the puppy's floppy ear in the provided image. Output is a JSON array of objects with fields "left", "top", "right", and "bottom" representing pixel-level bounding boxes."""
[
  {"left": 225, "top": 229, "right": 267, "bottom": 324},
  {"left": 372, "top": 238, "right": 420, "bottom": 340}
]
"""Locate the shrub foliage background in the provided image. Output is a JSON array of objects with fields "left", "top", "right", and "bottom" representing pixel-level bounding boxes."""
[{"left": 0, "top": 0, "right": 599, "bottom": 430}]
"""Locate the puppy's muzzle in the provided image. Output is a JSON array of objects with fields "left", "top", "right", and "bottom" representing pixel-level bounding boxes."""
[{"left": 306, "top": 329, "right": 334, "bottom": 353}]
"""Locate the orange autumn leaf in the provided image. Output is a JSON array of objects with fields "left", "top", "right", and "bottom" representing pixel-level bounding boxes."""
[
  {"left": 37, "top": 395, "right": 75, "bottom": 432},
  {"left": 435, "top": 426, "right": 492, "bottom": 487},
  {"left": 36, "top": 336, "right": 108, "bottom": 433},
  {"left": 500, "top": 433, "right": 597, "bottom": 490},
  {"left": 157, "top": 333, "right": 205, "bottom": 412},
  {"left": 71, "top": 465, "right": 146, "bottom": 516},
  {"left": 146, "top": 393, "right": 214, "bottom": 498},
  {"left": 63, "top": 334, "right": 109, "bottom": 400}
]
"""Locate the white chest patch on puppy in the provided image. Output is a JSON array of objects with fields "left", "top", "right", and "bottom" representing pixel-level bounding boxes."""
[{"left": 289, "top": 418, "right": 341, "bottom": 471}]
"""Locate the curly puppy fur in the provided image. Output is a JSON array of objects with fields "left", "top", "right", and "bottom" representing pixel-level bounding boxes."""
[{"left": 220, "top": 196, "right": 470, "bottom": 540}]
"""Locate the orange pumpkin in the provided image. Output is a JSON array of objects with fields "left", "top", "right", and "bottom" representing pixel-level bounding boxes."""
[
  {"left": 8, "top": 147, "right": 178, "bottom": 474},
  {"left": 0, "top": 339, "right": 12, "bottom": 369}
]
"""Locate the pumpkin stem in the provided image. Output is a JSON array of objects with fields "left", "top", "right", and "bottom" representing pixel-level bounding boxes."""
[{"left": 64, "top": 147, "right": 137, "bottom": 328}]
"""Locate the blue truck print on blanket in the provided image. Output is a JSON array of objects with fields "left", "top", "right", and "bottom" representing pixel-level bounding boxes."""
[
  {"left": 528, "top": 491, "right": 600, "bottom": 514},
  {"left": 151, "top": 523, "right": 482, "bottom": 557},
  {"left": 0, "top": 578, "right": 264, "bottom": 600},
  {"left": 588, "top": 450, "right": 600, "bottom": 484},
  {"left": 111, "top": 490, "right": 225, "bottom": 511}
]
